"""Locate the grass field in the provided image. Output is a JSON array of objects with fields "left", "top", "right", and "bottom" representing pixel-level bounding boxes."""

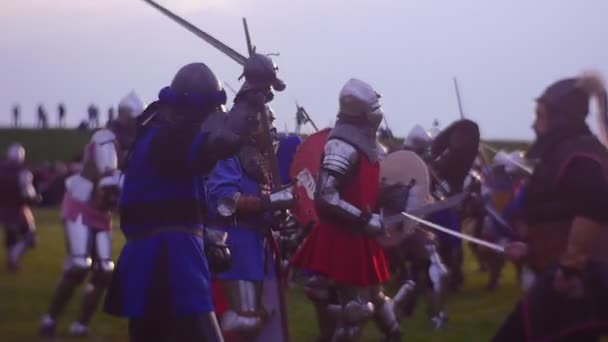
[{"left": 0, "top": 208, "right": 524, "bottom": 342}]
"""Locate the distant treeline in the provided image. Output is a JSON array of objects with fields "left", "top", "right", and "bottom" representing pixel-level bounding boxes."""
[
  {"left": 0, "top": 128, "right": 530, "bottom": 164},
  {"left": 0, "top": 129, "right": 90, "bottom": 164}
]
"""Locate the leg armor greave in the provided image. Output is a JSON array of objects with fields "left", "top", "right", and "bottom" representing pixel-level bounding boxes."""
[
  {"left": 63, "top": 217, "right": 94, "bottom": 280},
  {"left": 304, "top": 275, "right": 336, "bottom": 341},
  {"left": 426, "top": 245, "right": 448, "bottom": 294},
  {"left": 6, "top": 222, "right": 36, "bottom": 271},
  {"left": 75, "top": 231, "right": 114, "bottom": 328},
  {"left": 370, "top": 281, "right": 416, "bottom": 342},
  {"left": 44, "top": 216, "right": 93, "bottom": 324},
  {"left": 220, "top": 280, "right": 265, "bottom": 337},
  {"left": 425, "top": 245, "right": 449, "bottom": 330}
]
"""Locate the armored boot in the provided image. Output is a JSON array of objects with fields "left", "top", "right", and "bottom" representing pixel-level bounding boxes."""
[
  {"left": 430, "top": 311, "right": 447, "bottom": 331},
  {"left": 40, "top": 254, "right": 91, "bottom": 337},
  {"left": 372, "top": 281, "right": 415, "bottom": 342},
  {"left": 38, "top": 315, "right": 57, "bottom": 338},
  {"left": 39, "top": 276, "right": 82, "bottom": 337},
  {"left": 220, "top": 280, "right": 266, "bottom": 338},
  {"left": 70, "top": 283, "right": 104, "bottom": 337},
  {"left": 330, "top": 299, "right": 374, "bottom": 342}
]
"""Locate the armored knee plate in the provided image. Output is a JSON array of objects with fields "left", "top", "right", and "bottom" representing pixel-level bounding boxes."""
[
  {"left": 63, "top": 257, "right": 92, "bottom": 283},
  {"left": 304, "top": 275, "right": 331, "bottom": 302},
  {"left": 91, "top": 261, "right": 114, "bottom": 288},
  {"left": 342, "top": 299, "right": 374, "bottom": 324},
  {"left": 370, "top": 283, "right": 414, "bottom": 340},
  {"left": 330, "top": 287, "right": 376, "bottom": 342}
]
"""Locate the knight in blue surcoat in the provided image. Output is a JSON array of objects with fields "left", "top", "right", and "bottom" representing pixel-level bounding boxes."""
[{"left": 103, "top": 62, "right": 268, "bottom": 342}]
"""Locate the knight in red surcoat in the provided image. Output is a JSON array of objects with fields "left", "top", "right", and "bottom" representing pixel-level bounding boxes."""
[{"left": 292, "top": 79, "right": 411, "bottom": 342}]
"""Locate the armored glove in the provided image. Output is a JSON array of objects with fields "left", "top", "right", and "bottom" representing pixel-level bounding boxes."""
[
  {"left": 226, "top": 93, "right": 263, "bottom": 137},
  {"left": 94, "top": 172, "right": 122, "bottom": 211},
  {"left": 361, "top": 212, "right": 386, "bottom": 237},
  {"left": 204, "top": 228, "right": 232, "bottom": 274},
  {"left": 270, "top": 210, "right": 300, "bottom": 232}
]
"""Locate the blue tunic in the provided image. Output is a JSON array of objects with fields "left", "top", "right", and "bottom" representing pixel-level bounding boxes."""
[
  {"left": 105, "top": 126, "right": 214, "bottom": 318},
  {"left": 484, "top": 186, "right": 525, "bottom": 240},
  {"left": 206, "top": 157, "right": 275, "bottom": 281},
  {"left": 502, "top": 183, "right": 526, "bottom": 225}
]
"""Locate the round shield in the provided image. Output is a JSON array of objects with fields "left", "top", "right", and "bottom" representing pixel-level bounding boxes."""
[
  {"left": 288, "top": 128, "right": 332, "bottom": 228},
  {"left": 377, "top": 150, "right": 433, "bottom": 248},
  {"left": 430, "top": 119, "right": 480, "bottom": 193}
]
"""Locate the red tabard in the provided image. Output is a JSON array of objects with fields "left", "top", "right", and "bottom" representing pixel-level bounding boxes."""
[{"left": 291, "top": 154, "right": 390, "bottom": 287}]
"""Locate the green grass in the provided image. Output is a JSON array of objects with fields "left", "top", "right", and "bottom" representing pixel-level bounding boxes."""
[{"left": 0, "top": 208, "right": 523, "bottom": 342}]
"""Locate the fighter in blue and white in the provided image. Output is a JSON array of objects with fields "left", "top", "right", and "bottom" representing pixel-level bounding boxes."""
[
  {"left": 396, "top": 120, "right": 481, "bottom": 329},
  {"left": 206, "top": 104, "right": 295, "bottom": 340},
  {"left": 475, "top": 150, "right": 530, "bottom": 290},
  {"left": 39, "top": 91, "right": 144, "bottom": 337}
]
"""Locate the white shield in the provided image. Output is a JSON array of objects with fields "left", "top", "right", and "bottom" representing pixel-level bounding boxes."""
[{"left": 377, "top": 150, "right": 433, "bottom": 248}]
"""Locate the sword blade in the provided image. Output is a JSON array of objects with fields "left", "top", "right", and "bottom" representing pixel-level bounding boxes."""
[
  {"left": 383, "top": 193, "right": 466, "bottom": 228},
  {"left": 484, "top": 203, "right": 514, "bottom": 233},
  {"left": 400, "top": 211, "right": 505, "bottom": 253},
  {"left": 142, "top": 0, "right": 247, "bottom": 66},
  {"left": 242, "top": 18, "right": 255, "bottom": 56}
]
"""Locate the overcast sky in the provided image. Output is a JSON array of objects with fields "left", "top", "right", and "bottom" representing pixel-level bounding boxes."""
[{"left": 1, "top": 0, "right": 607, "bottom": 139}]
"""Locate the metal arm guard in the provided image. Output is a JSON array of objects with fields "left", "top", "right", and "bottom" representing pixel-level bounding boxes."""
[
  {"left": 79, "top": 129, "right": 122, "bottom": 209},
  {"left": 315, "top": 139, "right": 383, "bottom": 236},
  {"left": 216, "top": 187, "right": 295, "bottom": 218},
  {"left": 203, "top": 122, "right": 245, "bottom": 165},
  {"left": 197, "top": 91, "right": 265, "bottom": 171}
]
